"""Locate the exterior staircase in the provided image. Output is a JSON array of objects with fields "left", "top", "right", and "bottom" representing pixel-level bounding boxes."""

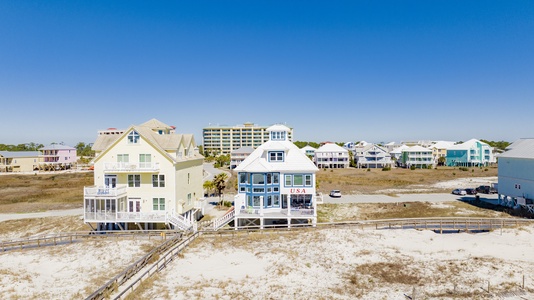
[
  {"left": 213, "top": 207, "right": 235, "bottom": 230},
  {"left": 166, "top": 212, "right": 195, "bottom": 232}
]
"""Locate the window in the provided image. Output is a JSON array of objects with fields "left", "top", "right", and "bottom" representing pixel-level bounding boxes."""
[
  {"left": 152, "top": 174, "right": 165, "bottom": 187},
  {"left": 188, "top": 173, "right": 190, "bottom": 184},
  {"left": 128, "top": 131, "right": 140, "bottom": 144},
  {"left": 152, "top": 198, "right": 165, "bottom": 210},
  {"left": 271, "top": 131, "right": 286, "bottom": 141},
  {"left": 139, "top": 154, "right": 151, "bottom": 168},
  {"left": 117, "top": 154, "right": 129, "bottom": 162},
  {"left": 187, "top": 193, "right": 192, "bottom": 205},
  {"left": 293, "top": 175, "right": 303, "bottom": 186},
  {"left": 305, "top": 175, "right": 312, "bottom": 186},
  {"left": 239, "top": 173, "right": 248, "bottom": 184},
  {"left": 253, "top": 188, "right": 265, "bottom": 193},
  {"left": 273, "top": 173, "right": 279, "bottom": 184},
  {"left": 285, "top": 175, "right": 292, "bottom": 186},
  {"left": 128, "top": 174, "right": 141, "bottom": 187},
  {"left": 269, "top": 151, "right": 284, "bottom": 162},
  {"left": 252, "top": 174, "right": 265, "bottom": 185}
]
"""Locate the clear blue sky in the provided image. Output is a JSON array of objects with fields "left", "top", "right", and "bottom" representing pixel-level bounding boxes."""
[{"left": 1, "top": 1, "right": 533, "bottom": 146}]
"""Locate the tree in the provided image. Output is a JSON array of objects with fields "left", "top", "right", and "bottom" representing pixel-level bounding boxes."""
[
  {"left": 203, "top": 180, "right": 215, "bottom": 197},
  {"left": 438, "top": 156, "right": 446, "bottom": 166},
  {"left": 214, "top": 154, "right": 230, "bottom": 168},
  {"left": 213, "top": 172, "right": 229, "bottom": 205}
]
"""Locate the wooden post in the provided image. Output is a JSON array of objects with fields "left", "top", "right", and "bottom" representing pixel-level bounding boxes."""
[
  {"left": 440, "top": 220, "right": 442, "bottom": 234},
  {"left": 523, "top": 274, "right": 525, "bottom": 289},
  {"left": 412, "top": 286, "right": 416, "bottom": 300}
]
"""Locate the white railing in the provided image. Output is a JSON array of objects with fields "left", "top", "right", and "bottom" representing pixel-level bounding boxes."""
[
  {"left": 103, "top": 162, "right": 160, "bottom": 172},
  {"left": 166, "top": 212, "right": 193, "bottom": 231},
  {"left": 213, "top": 207, "right": 235, "bottom": 230},
  {"left": 84, "top": 211, "right": 166, "bottom": 222},
  {"left": 84, "top": 186, "right": 127, "bottom": 197}
]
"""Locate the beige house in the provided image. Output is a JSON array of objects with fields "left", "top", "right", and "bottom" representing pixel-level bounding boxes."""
[
  {"left": 0, "top": 151, "right": 40, "bottom": 172},
  {"left": 83, "top": 119, "right": 204, "bottom": 231}
]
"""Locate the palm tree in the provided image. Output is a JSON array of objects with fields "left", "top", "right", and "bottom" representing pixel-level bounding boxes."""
[
  {"left": 213, "top": 172, "right": 229, "bottom": 206},
  {"left": 203, "top": 180, "right": 215, "bottom": 197}
]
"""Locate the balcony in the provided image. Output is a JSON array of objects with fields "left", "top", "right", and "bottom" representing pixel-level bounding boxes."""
[
  {"left": 84, "top": 185, "right": 127, "bottom": 197},
  {"left": 103, "top": 162, "right": 160, "bottom": 172}
]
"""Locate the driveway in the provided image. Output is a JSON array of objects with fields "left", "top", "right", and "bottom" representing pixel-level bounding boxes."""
[
  {"left": 322, "top": 193, "right": 499, "bottom": 204},
  {"left": 203, "top": 162, "right": 231, "bottom": 182}
]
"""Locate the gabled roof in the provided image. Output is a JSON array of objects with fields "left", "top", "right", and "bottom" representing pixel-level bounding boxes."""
[
  {"left": 403, "top": 145, "right": 432, "bottom": 152},
  {"left": 448, "top": 139, "right": 489, "bottom": 150},
  {"left": 301, "top": 145, "right": 317, "bottom": 151},
  {"left": 316, "top": 143, "right": 348, "bottom": 153},
  {"left": 360, "top": 144, "right": 388, "bottom": 153},
  {"left": 431, "top": 141, "right": 456, "bottom": 149},
  {"left": 139, "top": 118, "right": 172, "bottom": 130},
  {"left": 235, "top": 140, "right": 318, "bottom": 173},
  {"left": 92, "top": 119, "right": 202, "bottom": 163},
  {"left": 0, "top": 151, "right": 40, "bottom": 158},
  {"left": 390, "top": 144, "right": 409, "bottom": 154},
  {"left": 499, "top": 138, "right": 534, "bottom": 159}
]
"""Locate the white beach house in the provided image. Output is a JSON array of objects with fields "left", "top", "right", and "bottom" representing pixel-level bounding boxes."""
[
  {"left": 83, "top": 119, "right": 204, "bottom": 231},
  {"left": 233, "top": 124, "right": 319, "bottom": 229}
]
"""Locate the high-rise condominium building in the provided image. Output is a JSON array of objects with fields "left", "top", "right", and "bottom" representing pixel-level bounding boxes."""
[{"left": 203, "top": 122, "right": 293, "bottom": 155}]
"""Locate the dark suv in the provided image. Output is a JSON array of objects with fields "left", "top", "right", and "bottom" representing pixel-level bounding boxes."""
[
  {"left": 465, "top": 188, "right": 477, "bottom": 195},
  {"left": 476, "top": 185, "right": 497, "bottom": 194}
]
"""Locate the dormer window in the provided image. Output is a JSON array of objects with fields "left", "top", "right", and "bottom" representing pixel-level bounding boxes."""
[
  {"left": 270, "top": 131, "right": 286, "bottom": 141},
  {"left": 269, "top": 151, "right": 284, "bottom": 162},
  {"left": 128, "top": 131, "right": 140, "bottom": 144}
]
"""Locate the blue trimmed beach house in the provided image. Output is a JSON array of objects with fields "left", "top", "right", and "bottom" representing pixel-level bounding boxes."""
[{"left": 233, "top": 124, "right": 319, "bottom": 229}]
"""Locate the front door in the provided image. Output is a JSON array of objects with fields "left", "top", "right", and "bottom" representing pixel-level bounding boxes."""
[
  {"left": 104, "top": 175, "right": 117, "bottom": 188},
  {"left": 128, "top": 198, "right": 141, "bottom": 212}
]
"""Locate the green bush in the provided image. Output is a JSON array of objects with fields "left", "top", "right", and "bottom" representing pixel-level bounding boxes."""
[
  {"left": 410, "top": 165, "right": 416, "bottom": 170},
  {"left": 382, "top": 166, "right": 391, "bottom": 171}
]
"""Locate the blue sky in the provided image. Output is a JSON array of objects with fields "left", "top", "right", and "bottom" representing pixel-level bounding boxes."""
[{"left": 1, "top": 1, "right": 533, "bottom": 146}]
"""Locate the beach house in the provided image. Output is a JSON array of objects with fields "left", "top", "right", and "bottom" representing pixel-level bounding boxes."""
[
  {"left": 38, "top": 144, "right": 77, "bottom": 171},
  {"left": 497, "top": 139, "right": 534, "bottom": 212},
  {"left": 314, "top": 143, "right": 349, "bottom": 169},
  {"left": 232, "top": 124, "right": 319, "bottom": 229},
  {"left": 83, "top": 119, "right": 204, "bottom": 231},
  {"left": 446, "top": 139, "right": 494, "bottom": 167}
]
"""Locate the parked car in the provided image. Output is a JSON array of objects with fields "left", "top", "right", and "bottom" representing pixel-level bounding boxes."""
[
  {"left": 476, "top": 185, "right": 497, "bottom": 194},
  {"left": 464, "top": 188, "right": 477, "bottom": 195},
  {"left": 329, "top": 190, "right": 342, "bottom": 198},
  {"left": 452, "top": 189, "right": 467, "bottom": 195}
]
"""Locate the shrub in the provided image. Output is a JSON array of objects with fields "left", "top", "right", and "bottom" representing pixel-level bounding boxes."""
[
  {"left": 410, "top": 165, "right": 416, "bottom": 170},
  {"left": 382, "top": 166, "right": 391, "bottom": 171},
  {"left": 452, "top": 172, "right": 456, "bottom": 176},
  {"left": 367, "top": 168, "right": 371, "bottom": 172}
]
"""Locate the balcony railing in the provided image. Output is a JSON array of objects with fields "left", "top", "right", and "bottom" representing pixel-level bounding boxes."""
[
  {"left": 84, "top": 211, "right": 166, "bottom": 222},
  {"left": 84, "top": 186, "right": 128, "bottom": 197},
  {"left": 103, "top": 162, "right": 160, "bottom": 172}
]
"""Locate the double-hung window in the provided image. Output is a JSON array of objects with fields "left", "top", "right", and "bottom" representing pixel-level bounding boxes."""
[
  {"left": 285, "top": 175, "right": 292, "bottom": 186},
  {"left": 152, "top": 174, "right": 165, "bottom": 187},
  {"left": 128, "top": 174, "right": 141, "bottom": 187},
  {"left": 305, "top": 175, "right": 312, "bottom": 186},
  {"left": 152, "top": 198, "right": 165, "bottom": 210},
  {"left": 139, "top": 154, "right": 151, "bottom": 168}
]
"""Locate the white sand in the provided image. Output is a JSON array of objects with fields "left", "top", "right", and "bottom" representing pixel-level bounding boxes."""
[
  {"left": 0, "top": 239, "right": 159, "bottom": 299},
  {"left": 138, "top": 226, "right": 534, "bottom": 299}
]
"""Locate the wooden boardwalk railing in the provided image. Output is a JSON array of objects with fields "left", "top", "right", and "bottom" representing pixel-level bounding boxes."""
[{"left": 0, "top": 230, "right": 180, "bottom": 252}]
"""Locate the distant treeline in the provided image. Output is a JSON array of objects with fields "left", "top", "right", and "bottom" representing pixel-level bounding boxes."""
[{"left": 0, "top": 142, "right": 95, "bottom": 157}]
